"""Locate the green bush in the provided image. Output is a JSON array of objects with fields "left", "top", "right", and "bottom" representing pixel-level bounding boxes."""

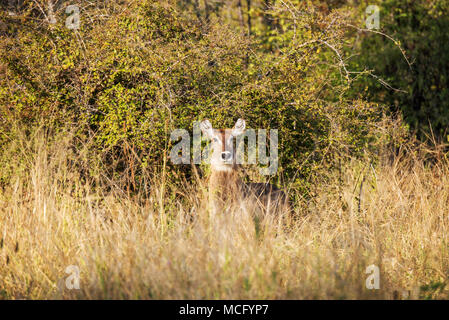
[
  {"left": 350, "top": 0, "right": 449, "bottom": 141},
  {"left": 0, "top": 0, "right": 400, "bottom": 193}
]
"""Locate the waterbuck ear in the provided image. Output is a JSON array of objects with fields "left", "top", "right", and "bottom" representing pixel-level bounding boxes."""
[
  {"left": 200, "top": 119, "right": 214, "bottom": 138},
  {"left": 232, "top": 118, "right": 246, "bottom": 136}
]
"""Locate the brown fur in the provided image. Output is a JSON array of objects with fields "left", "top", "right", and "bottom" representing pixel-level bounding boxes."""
[
  {"left": 208, "top": 170, "right": 243, "bottom": 206},
  {"left": 208, "top": 169, "right": 290, "bottom": 214}
]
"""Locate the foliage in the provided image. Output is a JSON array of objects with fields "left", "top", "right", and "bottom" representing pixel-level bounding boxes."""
[
  {"left": 350, "top": 0, "right": 449, "bottom": 140},
  {"left": 1, "top": 0, "right": 404, "bottom": 192}
]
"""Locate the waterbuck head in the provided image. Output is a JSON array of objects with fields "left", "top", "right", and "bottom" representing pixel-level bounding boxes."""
[{"left": 200, "top": 119, "right": 246, "bottom": 172}]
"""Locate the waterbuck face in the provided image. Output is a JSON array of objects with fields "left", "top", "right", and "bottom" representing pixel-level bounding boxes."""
[{"left": 200, "top": 119, "right": 246, "bottom": 171}]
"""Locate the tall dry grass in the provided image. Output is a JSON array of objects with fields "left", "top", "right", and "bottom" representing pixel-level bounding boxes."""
[{"left": 0, "top": 127, "right": 448, "bottom": 299}]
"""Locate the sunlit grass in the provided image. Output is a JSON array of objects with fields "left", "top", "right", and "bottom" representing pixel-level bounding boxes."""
[{"left": 0, "top": 128, "right": 448, "bottom": 299}]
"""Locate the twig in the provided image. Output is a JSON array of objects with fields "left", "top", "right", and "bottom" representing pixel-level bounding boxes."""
[
  {"left": 345, "top": 23, "right": 412, "bottom": 70},
  {"left": 319, "top": 40, "right": 350, "bottom": 83}
]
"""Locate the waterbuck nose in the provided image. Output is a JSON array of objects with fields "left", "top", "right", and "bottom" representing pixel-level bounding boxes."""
[{"left": 221, "top": 151, "right": 232, "bottom": 161}]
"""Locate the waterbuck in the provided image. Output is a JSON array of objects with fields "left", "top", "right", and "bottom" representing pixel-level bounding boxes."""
[{"left": 200, "top": 118, "right": 289, "bottom": 214}]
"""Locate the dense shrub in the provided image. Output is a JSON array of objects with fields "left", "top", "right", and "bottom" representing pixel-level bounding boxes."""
[
  {"left": 0, "top": 0, "right": 402, "bottom": 193},
  {"left": 350, "top": 0, "right": 449, "bottom": 140}
]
